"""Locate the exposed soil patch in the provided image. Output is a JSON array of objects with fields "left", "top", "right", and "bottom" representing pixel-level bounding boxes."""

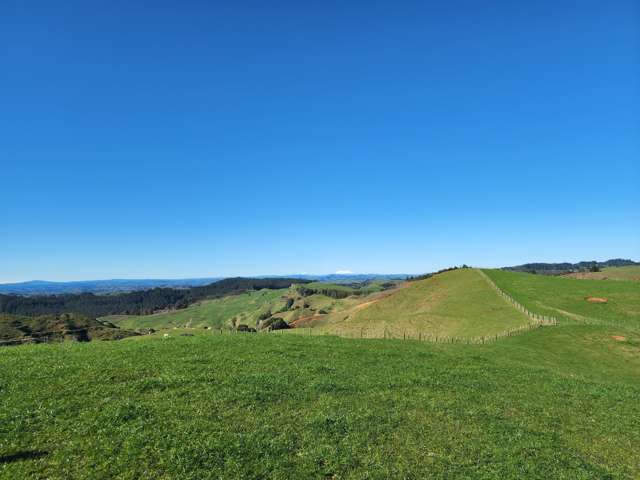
[
  {"left": 586, "top": 297, "right": 608, "bottom": 303},
  {"left": 611, "top": 335, "right": 626, "bottom": 341},
  {"left": 353, "top": 299, "right": 381, "bottom": 311},
  {"left": 289, "top": 313, "right": 324, "bottom": 327}
]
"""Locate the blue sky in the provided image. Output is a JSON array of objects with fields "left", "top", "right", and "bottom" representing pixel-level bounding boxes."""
[{"left": 1, "top": 1, "right": 638, "bottom": 282}]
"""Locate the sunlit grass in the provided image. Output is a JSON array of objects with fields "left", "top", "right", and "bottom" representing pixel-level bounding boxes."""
[{"left": 2, "top": 325, "right": 638, "bottom": 479}]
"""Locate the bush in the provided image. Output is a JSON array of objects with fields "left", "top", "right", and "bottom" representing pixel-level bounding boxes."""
[
  {"left": 268, "top": 318, "right": 289, "bottom": 331},
  {"left": 236, "top": 324, "right": 256, "bottom": 333}
]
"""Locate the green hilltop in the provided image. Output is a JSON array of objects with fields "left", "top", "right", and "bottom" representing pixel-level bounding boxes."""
[
  {"left": 308, "top": 268, "right": 533, "bottom": 338},
  {"left": 484, "top": 268, "right": 640, "bottom": 328}
]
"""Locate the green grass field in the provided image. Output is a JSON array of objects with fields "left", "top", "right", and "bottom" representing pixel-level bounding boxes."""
[
  {"left": 298, "top": 281, "right": 386, "bottom": 295},
  {"left": 103, "top": 289, "right": 289, "bottom": 331},
  {"left": 312, "top": 269, "right": 532, "bottom": 338},
  {"left": 483, "top": 269, "right": 640, "bottom": 328},
  {"left": 1, "top": 325, "right": 639, "bottom": 479},
  {"left": 565, "top": 265, "right": 640, "bottom": 281},
  {"left": 102, "top": 285, "right": 388, "bottom": 333},
  {"left": 601, "top": 265, "right": 640, "bottom": 280},
  {"left": 3, "top": 270, "right": 640, "bottom": 478}
]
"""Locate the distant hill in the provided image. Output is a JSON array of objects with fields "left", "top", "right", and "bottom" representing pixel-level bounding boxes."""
[
  {"left": 563, "top": 265, "right": 640, "bottom": 281},
  {"left": 0, "top": 277, "right": 310, "bottom": 318},
  {"left": 0, "top": 274, "right": 407, "bottom": 295},
  {"left": 104, "top": 280, "right": 399, "bottom": 332},
  {"left": 0, "top": 278, "right": 221, "bottom": 295},
  {"left": 284, "top": 274, "right": 409, "bottom": 284},
  {"left": 504, "top": 258, "right": 638, "bottom": 275}
]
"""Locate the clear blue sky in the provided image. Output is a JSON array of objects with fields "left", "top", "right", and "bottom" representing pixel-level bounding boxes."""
[{"left": 1, "top": 1, "right": 638, "bottom": 282}]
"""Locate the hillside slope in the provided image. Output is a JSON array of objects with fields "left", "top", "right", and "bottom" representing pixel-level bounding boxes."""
[
  {"left": 484, "top": 269, "right": 640, "bottom": 328},
  {"left": 104, "top": 289, "right": 289, "bottom": 330},
  {"left": 307, "top": 268, "right": 532, "bottom": 338},
  {"left": 104, "top": 285, "right": 394, "bottom": 332}
]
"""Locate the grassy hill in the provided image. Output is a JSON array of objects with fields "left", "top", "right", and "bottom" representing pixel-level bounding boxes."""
[
  {"left": 100, "top": 269, "right": 640, "bottom": 341},
  {"left": 103, "top": 283, "right": 395, "bottom": 332},
  {"left": 0, "top": 313, "right": 137, "bottom": 345},
  {"left": 304, "top": 269, "right": 532, "bottom": 338},
  {"left": 484, "top": 269, "right": 640, "bottom": 328},
  {"left": 564, "top": 265, "right": 640, "bottom": 281},
  {"left": 1, "top": 325, "right": 638, "bottom": 479},
  {"left": 103, "top": 289, "right": 290, "bottom": 331},
  {"left": 295, "top": 281, "right": 387, "bottom": 297}
]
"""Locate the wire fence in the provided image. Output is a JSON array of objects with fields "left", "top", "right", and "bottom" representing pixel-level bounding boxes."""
[
  {"left": 476, "top": 269, "right": 558, "bottom": 326},
  {"left": 265, "top": 322, "right": 552, "bottom": 344},
  {"left": 474, "top": 269, "right": 626, "bottom": 328}
]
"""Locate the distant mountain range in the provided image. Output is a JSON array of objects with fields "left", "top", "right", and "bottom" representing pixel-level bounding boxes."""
[
  {"left": 0, "top": 274, "right": 409, "bottom": 296},
  {"left": 0, "top": 278, "right": 221, "bottom": 295},
  {"left": 274, "top": 274, "right": 409, "bottom": 284},
  {"left": 4, "top": 260, "right": 637, "bottom": 296}
]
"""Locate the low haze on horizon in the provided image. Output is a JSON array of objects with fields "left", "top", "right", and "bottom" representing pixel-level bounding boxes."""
[{"left": 2, "top": 1, "right": 639, "bottom": 283}]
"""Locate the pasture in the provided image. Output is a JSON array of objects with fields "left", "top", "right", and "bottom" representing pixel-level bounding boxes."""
[
  {"left": 1, "top": 325, "right": 639, "bottom": 479},
  {"left": 103, "top": 289, "right": 289, "bottom": 331},
  {"left": 483, "top": 269, "right": 640, "bottom": 328},
  {"left": 309, "top": 269, "right": 532, "bottom": 338}
]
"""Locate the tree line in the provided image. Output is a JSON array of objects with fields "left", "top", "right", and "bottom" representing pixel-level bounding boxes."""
[
  {"left": 407, "top": 265, "right": 470, "bottom": 282},
  {"left": 504, "top": 258, "right": 638, "bottom": 275},
  {"left": 0, "top": 278, "right": 311, "bottom": 318}
]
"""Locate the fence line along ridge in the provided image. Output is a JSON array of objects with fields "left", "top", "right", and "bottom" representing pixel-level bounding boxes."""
[{"left": 476, "top": 269, "right": 558, "bottom": 326}]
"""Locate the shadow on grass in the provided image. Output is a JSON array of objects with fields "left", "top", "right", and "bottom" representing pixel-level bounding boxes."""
[{"left": 0, "top": 450, "right": 48, "bottom": 464}]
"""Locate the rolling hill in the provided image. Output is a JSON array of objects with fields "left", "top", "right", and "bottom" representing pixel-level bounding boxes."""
[
  {"left": 298, "top": 268, "right": 534, "bottom": 339},
  {"left": 483, "top": 268, "right": 640, "bottom": 328},
  {"left": 66, "top": 267, "right": 640, "bottom": 344},
  {"left": 103, "top": 282, "right": 397, "bottom": 332},
  {"left": 0, "top": 277, "right": 309, "bottom": 318},
  {"left": 504, "top": 258, "right": 638, "bottom": 275},
  {"left": 103, "top": 289, "right": 290, "bottom": 331},
  {"left": 0, "top": 275, "right": 407, "bottom": 296}
]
